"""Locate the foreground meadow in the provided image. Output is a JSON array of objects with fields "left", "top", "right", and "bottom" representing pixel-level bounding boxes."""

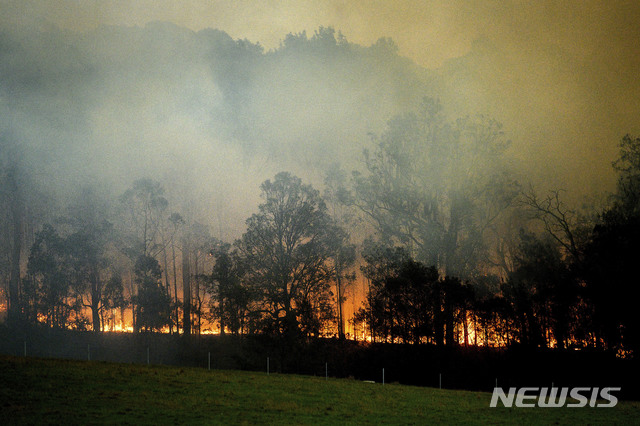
[{"left": 1, "top": 356, "right": 638, "bottom": 424}]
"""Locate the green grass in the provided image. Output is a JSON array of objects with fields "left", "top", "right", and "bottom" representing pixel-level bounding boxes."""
[{"left": 1, "top": 356, "right": 639, "bottom": 425}]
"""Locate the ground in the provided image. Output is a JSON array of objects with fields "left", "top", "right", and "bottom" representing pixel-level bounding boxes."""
[{"left": 1, "top": 356, "right": 639, "bottom": 424}]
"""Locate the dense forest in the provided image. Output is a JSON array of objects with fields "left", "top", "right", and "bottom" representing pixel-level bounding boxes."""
[{"left": 1, "top": 23, "right": 639, "bottom": 360}]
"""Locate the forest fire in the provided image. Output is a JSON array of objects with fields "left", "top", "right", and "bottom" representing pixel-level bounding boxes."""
[{"left": 1, "top": 7, "right": 640, "bottom": 425}]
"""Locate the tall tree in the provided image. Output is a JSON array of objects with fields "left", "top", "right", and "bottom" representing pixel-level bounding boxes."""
[
  {"left": 582, "top": 134, "right": 640, "bottom": 354},
  {"left": 352, "top": 98, "right": 519, "bottom": 278},
  {"left": 185, "top": 222, "right": 216, "bottom": 334},
  {"left": 503, "top": 232, "right": 576, "bottom": 348},
  {"left": 26, "top": 225, "right": 75, "bottom": 328},
  {"left": 0, "top": 134, "right": 29, "bottom": 326},
  {"left": 323, "top": 165, "right": 357, "bottom": 339},
  {"left": 5, "top": 166, "right": 24, "bottom": 324},
  {"left": 118, "top": 178, "right": 169, "bottom": 258},
  {"left": 102, "top": 272, "right": 126, "bottom": 331},
  {"left": 133, "top": 254, "right": 171, "bottom": 332},
  {"left": 237, "top": 172, "right": 341, "bottom": 338},
  {"left": 63, "top": 187, "right": 114, "bottom": 332},
  {"left": 167, "top": 212, "right": 185, "bottom": 333},
  {"left": 207, "top": 242, "right": 254, "bottom": 335},
  {"left": 117, "top": 178, "right": 169, "bottom": 331},
  {"left": 181, "top": 236, "right": 191, "bottom": 336}
]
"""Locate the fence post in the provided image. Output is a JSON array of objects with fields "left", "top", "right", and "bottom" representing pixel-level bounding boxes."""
[
  {"left": 383, "top": 368, "right": 385, "bottom": 386},
  {"left": 208, "top": 352, "right": 211, "bottom": 370},
  {"left": 267, "top": 357, "right": 270, "bottom": 375}
]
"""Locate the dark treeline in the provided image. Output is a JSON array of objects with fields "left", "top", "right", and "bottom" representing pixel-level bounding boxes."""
[
  {"left": 350, "top": 106, "right": 640, "bottom": 357},
  {"left": 2, "top": 99, "right": 640, "bottom": 361}
]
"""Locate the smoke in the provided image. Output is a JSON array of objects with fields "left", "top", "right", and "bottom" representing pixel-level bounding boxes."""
[
  {"left": 2, "top": 1, "right": 639, "bottom": 239},
  {"left": 0, "top": 22, "right": 425, "bottom": 239}
]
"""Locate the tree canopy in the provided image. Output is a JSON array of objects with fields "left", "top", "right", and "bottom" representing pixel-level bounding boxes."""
[{"left": 237, "top": 172, "right": 342, "bottom": 337}]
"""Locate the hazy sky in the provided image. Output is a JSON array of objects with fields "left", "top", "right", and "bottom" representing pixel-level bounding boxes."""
[
  {"left": 4, "top": 1, "right": 639, "bottom": 67},
  {"left": 3, "top": 0, "right": 639, "bottom": 205}
]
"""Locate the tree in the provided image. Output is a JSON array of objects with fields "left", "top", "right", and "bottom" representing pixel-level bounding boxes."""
[
  {"left": 237, "top": 172, "right": 341, "bottom": 338},
  {"left": 358, "top": 245, "right": 437, "bottom": 344},
  {"left": 323, "top": 165, "right": 357, "bottom": 339},
  {"left": 182, "top": 235, "right": 191, "bottom": 336},
  {"left": 63, "top": 187, "right": 114, "bottom": 332},
  {"left": 167, "top": 212, "right": 185, "bottom": 333},
  {"left": 472, "top": 275, "right": 511, "bottom": 347},
  {"left": 0, "top": 134, "right": 30, "bottom": 326},
  {"left": 207, "top": 242, "right": 254, "bottom": 335},
  {"left": 352, "top": 98, "right": 519, "bottom": 278},
  {"left": 117, "top": 178, "right": 170, "bottom": 332},
  {"left": 358, "top": 243, "right": 412, "bottom": 342},
  {"left": 26, "top": 225, "right": 75, "bottom": 328},
  {"left": 611, "top": 134, "right": 640, "bottom": 217},
  {"left": 102, "top": 273, "right": 126, "bottom": 331},
  {"left": 357, "top": 241, "right": 473, "bottom": 345},
  {"left": 133, "top": 254, "right": 171, "bottom": 332},
  {"left": 520, "top": 187, "right": 592, "bottom": 262},
  {"left": 184, "top": 222, "right": 217, "bottom": 335},
  {"left": 25, "top": 214, "right": 124, "bottom": 332},
  {"left": 118, "top": 178, "right": 169, "bottom": 258},
  {"left": 503, "top": 231, "right": 577, "bottom": 348},
  {"left": 581, "top": 134, "right": 640, "bottom": 354},
  {"left": 66, "top": 230, "right": 106, "bottom": 332}
]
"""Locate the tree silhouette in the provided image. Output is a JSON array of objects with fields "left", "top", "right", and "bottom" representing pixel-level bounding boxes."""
[
  {"left": 352, "top": 98, "right": 519, "bottom": 278},
  {"left": 117, "top": 179, "right": 170, "bottom": 332},
  {"left": 581, "top": 134, "right": 640, "bottom": 353},
  {"left": 118, "top": 178, "right": 169, "bottom": 259},
  {"left": 207, "top": 242, "right": 254, "bottom": 335},
  {"left": 133, "top": 254, "right": 171, "bottom": 333},
  {"left": 503, "top": 232, "right": 576, "bottom": 348},
  {"left": 323, "top": 165, "right": 357, "bottom": 339},
  {"left": 237, "top": 172, "right": 341, "bottom": 338},
  {"left": 358, "top": 242, "right": 474, "bottom": 346},
  {"left": 26, "top": 225, "right": 75, "bottom": 328},
  {"left": 63, "top": 187, "right": 114, "bottom": 332}
]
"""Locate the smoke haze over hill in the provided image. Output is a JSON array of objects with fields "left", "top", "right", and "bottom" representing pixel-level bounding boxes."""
[{"left": 2, "top": 1, "right": 639, "bottom": 238}]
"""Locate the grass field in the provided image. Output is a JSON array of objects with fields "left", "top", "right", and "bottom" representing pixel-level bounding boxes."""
[{"left": 1, "top": 356, "right": 639, "bottom": 425}]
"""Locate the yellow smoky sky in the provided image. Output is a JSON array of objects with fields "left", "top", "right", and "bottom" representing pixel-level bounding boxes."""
[
  {"left": 4, "top": 1, "right": 638, "bottom": 68},
  {"left": 3, "top": 0, "right": 640, "bottom": 196}
]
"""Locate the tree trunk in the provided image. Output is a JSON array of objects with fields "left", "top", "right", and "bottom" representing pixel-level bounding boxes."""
[
  {"left": 161, "top": 247, "right": 173, "bottom": 334},
  {"left": 219, "top": 288, "right": 225, "bottom": 335},
  {"left": 129, "top": 272, "right": 138, "bottom": 333},
  {"left": 182, "top": 239, "right": 191, "bottom": 336},
  {"left": 463, "top": 309, "right": 469, "bottom": 346},
  {"left": 171, "top": 241, "right": 179, "bottom": 332},
  {"left": 91, "top": 271, "right": 101, "bottom": 332},
  {"left": 336, "top": 273, "right": 345, "bottom": 339},
  {"left": 194, "top": 252, "right": 200, "bottom": 334},
  {"left": 8, "top": 168, "right": 23, "bottom": 325}
]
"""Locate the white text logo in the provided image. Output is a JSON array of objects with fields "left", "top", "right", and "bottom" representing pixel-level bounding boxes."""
[{"left": 490, "top": 387, "right": 620, "bottom": 407}]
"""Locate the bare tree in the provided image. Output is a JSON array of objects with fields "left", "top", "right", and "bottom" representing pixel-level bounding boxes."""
[{"left": 520, "top": 186, "right": 592, "bottom": 261}]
